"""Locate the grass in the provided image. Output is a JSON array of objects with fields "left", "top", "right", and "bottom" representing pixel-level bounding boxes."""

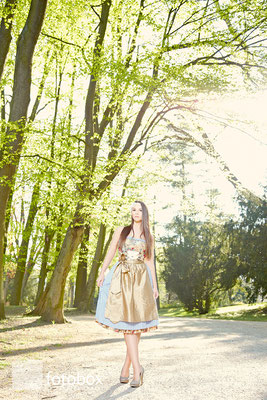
[
  {"left": 158, "top": 302, "right": 267, "bottom": 321},
  {"left": 0, "top": 360, "right": 10, "bottom": 369},
  {"left": 3, "top": 302, "right": 267, "bottom": 322}
]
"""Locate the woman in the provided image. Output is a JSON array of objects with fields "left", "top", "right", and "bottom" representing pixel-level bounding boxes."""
[{"left": 95, "top": 200, "right": 159, "bottom": 387}]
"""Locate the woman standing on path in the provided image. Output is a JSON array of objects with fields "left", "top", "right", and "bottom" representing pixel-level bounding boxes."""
[{"left": 95, "top": 200, "right": 159, "bottom": 387}]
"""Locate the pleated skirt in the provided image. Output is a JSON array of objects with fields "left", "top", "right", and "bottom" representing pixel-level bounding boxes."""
[{"left": 95, "top": 260, "right": 159, "bottom": 334}]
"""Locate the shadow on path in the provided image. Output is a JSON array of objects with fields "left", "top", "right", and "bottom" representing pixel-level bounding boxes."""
[{"left": 1, "top": 316, "right": 266, "bottom": 360}]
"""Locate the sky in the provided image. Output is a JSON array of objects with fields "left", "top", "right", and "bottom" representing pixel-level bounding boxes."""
[{"left": 142, "top": 90, "right": 267, "bottom": 239}]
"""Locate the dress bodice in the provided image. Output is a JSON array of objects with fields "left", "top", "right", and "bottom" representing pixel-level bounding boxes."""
[{"left": 118, "top": 236, "right": 146, "bottom": 261}]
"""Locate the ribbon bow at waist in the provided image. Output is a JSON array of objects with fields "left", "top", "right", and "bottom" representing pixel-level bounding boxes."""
[{"left": 109, "top": 255, "right": 144, "bottom": 295}]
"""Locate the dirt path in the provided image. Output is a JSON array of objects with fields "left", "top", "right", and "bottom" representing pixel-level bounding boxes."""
[{"left": 0, "top": 314, "right": 267, "bottom": 400}]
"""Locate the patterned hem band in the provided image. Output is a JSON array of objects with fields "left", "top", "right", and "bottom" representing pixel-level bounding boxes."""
[{"left": 95, "top": 319, "right": 158, "bottom": 334}]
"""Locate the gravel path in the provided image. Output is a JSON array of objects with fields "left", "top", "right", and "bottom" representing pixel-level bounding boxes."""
[{"left": 0, "top": 315, "right": 266, "bottom": 399}]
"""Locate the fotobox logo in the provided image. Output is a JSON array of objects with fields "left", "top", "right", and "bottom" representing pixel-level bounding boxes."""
[{"left": 12, "top": 360, "right": 103, "bottom": 390}]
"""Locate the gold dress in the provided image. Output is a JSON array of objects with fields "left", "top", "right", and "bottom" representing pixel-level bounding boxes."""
[{"left": 95, "top": 236, "right": 159, "bottom": 333}]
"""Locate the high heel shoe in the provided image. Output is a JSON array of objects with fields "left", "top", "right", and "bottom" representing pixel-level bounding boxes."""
[
  {"left": 119, "top": 367, "right": 130, "bottom": 383},
  {"left": 120, "top": 374, "right": 129, "bottom": 384},
  {"left": 130, "top": 365, "right": 144, "bottom": 387}
]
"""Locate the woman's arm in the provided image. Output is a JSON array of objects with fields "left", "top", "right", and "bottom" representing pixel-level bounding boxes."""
[
  {"left": 144, "top": 236, "right": 158, "bottom": 291},
  {"left": 99, "top": 226, "right": 124, "bottom": 275}
]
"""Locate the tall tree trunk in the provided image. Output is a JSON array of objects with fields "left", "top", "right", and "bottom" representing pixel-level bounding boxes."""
[
  {"left": 79, "top": 223, "right": 106, "bottom": 312},
  {"left": 27, "top": 206, "right": 84, "bottom": 321},
  {"left": 1, "top": 88, "right": 6, "bottom": 124},
  {"left": 4, "top": 273, "right": 11, "bottom": 303},
  {"left": 73, "top": 224, "right": 90, "bottom": 308},
  {"left": 21, "top": 231, "right": 41, "bottom": 301},
  {"left": 89, "top": 228, "right": 113, "bottom": 311},
  {"left": 0, "top": 0, "right": 47, "bottom": 320},
  {"left": 52, "top": 204, "right": 64, "bottom": 266},
  {"left": 35, "top": 227, "right": 54, "bottom": 305},
  {"left": 70, "top": 279, "right": 75, "bottom": 308},
  {"left": 0, "top": 0, "right": 17, "bottom": 81},
  {"left": 3, "top": 182, "right": 14, "bottom": 256},
  {"left": 10, "top": 179, "right": 41, "bottom": 305},
  {"left": 39, "top": 214, "right": 84, "bottom": 322}
]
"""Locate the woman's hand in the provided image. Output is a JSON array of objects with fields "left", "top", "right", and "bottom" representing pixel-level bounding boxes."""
[
  {"left": 96, "top": 271, "right": 105, "bottom": 287},
  {"left": 153, "top": 287, "right": 159, "bottom": 299}
]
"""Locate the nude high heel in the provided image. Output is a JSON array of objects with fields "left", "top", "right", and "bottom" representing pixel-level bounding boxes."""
[
  {"left": 130, "top": 365, "right": 144, "bottom": 387},
  {"left": 120, "top": 367, "right": 130, "bottom": 383},
  {"left": 120, "top": 374, "right": 129, "bottom": 384}
]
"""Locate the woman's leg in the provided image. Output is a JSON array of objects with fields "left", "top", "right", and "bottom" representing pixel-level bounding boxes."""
[
  {"left": 121, "top": 332, "right": 141, "bottom": 377},
  {"left": 121, "top": 337, "right": 131, "bottom": 377},
  {"left": 123, "top": 332, "right": 142, "bottom": 380}
]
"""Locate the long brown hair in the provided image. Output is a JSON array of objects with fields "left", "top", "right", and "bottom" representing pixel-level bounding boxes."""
[{"left": 118, "top": 200, "right": 153, "bottom": 259}]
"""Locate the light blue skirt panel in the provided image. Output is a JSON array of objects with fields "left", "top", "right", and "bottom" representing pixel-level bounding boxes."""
[{"left": 95, "top": 260, "right": 159, "bottom": 331}]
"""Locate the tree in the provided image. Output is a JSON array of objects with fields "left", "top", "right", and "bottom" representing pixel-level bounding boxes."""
[
  {"left": 2, "top": 0, "right": 266, "bottom": 321},
  {"left": 224, "top": 192, "right": 267, "bottom": 302},
  {"left": 161, "top": 214, "right": 240, "bottom": 313},
  {"left": 0, "top": 0, "right": 48, "bottom": 320},
  {"left": 0, "top": 0, "right": 17, "bottom": 81}
]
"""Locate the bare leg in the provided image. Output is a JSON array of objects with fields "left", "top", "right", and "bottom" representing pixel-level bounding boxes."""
[
  {"left": 121, "top": 353, "right": 131, "bottom": 377},
  {"left": 123, "top": 332, "right": 142, "bottom": 380},
  {"left": 121, "top": 332, "right": 141, "bottom": 377}
]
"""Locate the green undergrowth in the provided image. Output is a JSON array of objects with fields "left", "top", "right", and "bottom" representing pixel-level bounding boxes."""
[
  {"left": 3, "top": 302, "right": 267, "bottom": 322},
  {"left": 158, "top": 302, "right": 267, "bottom": 321}
]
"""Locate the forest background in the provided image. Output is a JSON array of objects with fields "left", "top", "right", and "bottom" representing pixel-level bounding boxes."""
[{"left": 0, "top": 0, "right": 266, "bottom": 322}]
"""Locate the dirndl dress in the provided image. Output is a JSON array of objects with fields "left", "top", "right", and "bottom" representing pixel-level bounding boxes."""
[{"left": 95, "top": 236, "right": 159, "bottom": 333}]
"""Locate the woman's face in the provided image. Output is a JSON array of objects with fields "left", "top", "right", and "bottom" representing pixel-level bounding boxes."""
[{"left": 131, "top": 202, "right": 143, "bottom": 222}]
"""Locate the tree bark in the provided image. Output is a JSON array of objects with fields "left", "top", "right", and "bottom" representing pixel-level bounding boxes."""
[
  {"left": 39, "top": 219, "right": 84, "bottom": 323},
  {"left": 0, "top": 0, "right": 48, "bottom": 320},
  {"left": 79, "top": 223, "right": 106, "bottom": 312},
  {"left": 21, "top": 231, "right": 41, "bottom": 301},
  {"left": 10, "top": 179, "right": 41, "bottom": 305},
  {"left": 73, "top": 224, "right": 90, "bottom": 308},
  {"left": 0, "top": 0, "right": 17, "bottom": 81},
  {"left": 35, "top": 227, "right": 54, "bottom": 305}
]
